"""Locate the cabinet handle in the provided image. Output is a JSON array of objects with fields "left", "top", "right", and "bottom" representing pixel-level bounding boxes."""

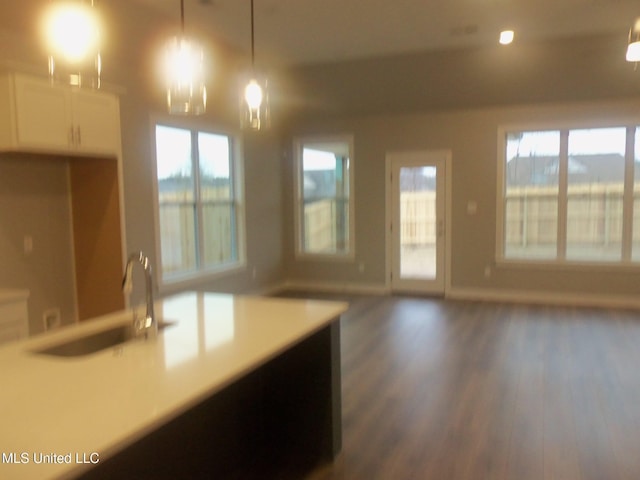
[
  {"left": 76, "top": 126, "right": 81, "bottom": 146},
  {"left": 69, "top": 126, "right": 75, "bottom": 146}
]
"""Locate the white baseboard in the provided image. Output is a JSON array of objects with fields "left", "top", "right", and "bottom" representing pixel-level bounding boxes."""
[
  {"left": 243, "top": 282, "right": 290, "bottom": 296},
  {"left": 254, "top": 280, "right": 640, "bottom": 310},
  {"left": 276, "top": 280, "right": 389, "bottom": 296},
  {"left": 447, "top": 287, "right": 640, "bottom": 309}
]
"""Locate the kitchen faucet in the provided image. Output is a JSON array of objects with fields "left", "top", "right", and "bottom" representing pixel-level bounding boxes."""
[{"left": 122, "top": 251, "right": 157, "bottom": 339}]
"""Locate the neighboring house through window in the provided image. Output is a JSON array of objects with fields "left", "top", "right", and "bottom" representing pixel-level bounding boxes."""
[
  {"left": 294, "top": 135, "right": 355, "bottom": 258},
  {"left": 498, "top": 124, "right": 640, "bottom": 264},
  {"left": 154, "top": 123, "right": 244, "bottom": 285}
]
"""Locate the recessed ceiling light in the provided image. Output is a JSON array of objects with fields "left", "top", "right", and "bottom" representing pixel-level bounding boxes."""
[{"left": 499, "top": 30, "right": 514, "bottom": 45}]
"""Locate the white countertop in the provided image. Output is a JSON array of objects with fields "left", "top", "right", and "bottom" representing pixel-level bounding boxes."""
[{"left": 0, "top": 291, "right": 348, "bottom": 480}]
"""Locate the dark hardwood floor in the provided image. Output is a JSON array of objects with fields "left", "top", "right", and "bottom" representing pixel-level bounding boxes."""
[{"left": 278, "top": 293, "right": 640, "bottom": 480}]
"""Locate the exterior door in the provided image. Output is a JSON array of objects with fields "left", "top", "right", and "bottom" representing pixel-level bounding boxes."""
[{"left": 388, "top": 151, "right": 447, "bottom": 294}]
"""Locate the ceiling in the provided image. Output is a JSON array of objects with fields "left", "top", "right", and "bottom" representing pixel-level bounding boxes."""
[{"left": 131, "top": 0, "right": 640, "bottom": 66}]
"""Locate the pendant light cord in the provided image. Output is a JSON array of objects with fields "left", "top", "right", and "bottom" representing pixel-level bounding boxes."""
[
  {"left": 180, "top": 0, "right": 185, "bottom": 34},
  {"left": 250, "top": 0, "right": 256, "bottom": 67}
]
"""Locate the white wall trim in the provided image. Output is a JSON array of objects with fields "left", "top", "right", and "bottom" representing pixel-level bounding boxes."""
[
  {"left": 277, "top": 280, "right": 389, "bottom": 296},
  {"left": 292, "top": 134, "right": 356, "bottom": 260},
  {"left": 262, "top": 279, "right": 640, "bottom": 310},
  {"left": 149, "top": 118, "right": 246, "bottom": 292},
  {"left": 243, "top": 282, "right": 290, "bottom": 297},
  {"left": 447, "top": 286, "right": 640, "bottom": 309}
]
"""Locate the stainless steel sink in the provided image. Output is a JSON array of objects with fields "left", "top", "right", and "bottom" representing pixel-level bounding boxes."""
[{"left": 33, "top": 320, "right": 176, "bottom": 357}]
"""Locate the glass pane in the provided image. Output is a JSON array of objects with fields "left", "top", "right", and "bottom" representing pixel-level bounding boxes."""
[
  {"left": 302, "top": 199, "right": 349, "bottom": 253},
  {"left": 303, "top": 148, "right": 341, "bottom": 198},
  {"left": 633, "top": 127, "right": 640, "bottom": 261},
  {"left": 155, "top": 125, "right": 194, "bottom": 202},
  {"left": 202, "top": 203, "right": 237, "bottom": 267},
  {"left": 158, "top": 204, "right": 197, "bottom": 275},
  {"left": 566, "top": 128, "right": 625, "bottom": 261},
  {"left": 399, "top": 166, "right": 436, "bottom": 279},
  {"left": 504, "top": 131, "right": 560, "bottom": 259},
  {"left": 301, "top": 144, "right": 350, "bottom": 254},
  {"left": 198, "top": 133, "right": 231, "bottom": 201}
]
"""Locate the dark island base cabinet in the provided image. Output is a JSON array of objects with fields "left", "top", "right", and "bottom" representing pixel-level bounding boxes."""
[{"left": 79, "top": 322, "right": 342, "bottom": 480}]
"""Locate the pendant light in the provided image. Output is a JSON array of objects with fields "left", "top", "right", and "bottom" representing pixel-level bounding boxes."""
[
  {"left": 240, "top": 0, "right": 270, "bottom": 130},
  {"left": 165, "top": 0, "right": 207, "bottom": 115},
  {"left": 43, "top": 0, "right": 102, "bottom": 88},
  {"left": 626, "top": 17, "right": 640, "bottom": 66}
]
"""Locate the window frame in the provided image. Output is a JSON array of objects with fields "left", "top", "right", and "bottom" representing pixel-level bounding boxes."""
[
  {"left": 496, "top": 117, "right": 640, "bottom": 269},
  {"left": 151, "top": 118, "right": 246, "bottom": 290},
  {"left": 293, "top": 134, "right": 356, "bottom": 261}
]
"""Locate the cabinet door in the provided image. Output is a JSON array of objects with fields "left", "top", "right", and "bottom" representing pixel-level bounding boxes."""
[
  {"left": 0, "top": 301, "right": 29, "bottom": 345},
  {"left": 72, "top": 89, "right": 121, "bottom": 156},
  {"left": 14, "top": 76, "right": 72, "bottom": 151}
]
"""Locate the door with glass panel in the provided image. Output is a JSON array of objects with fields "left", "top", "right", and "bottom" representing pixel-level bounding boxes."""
[{"left": 389, "top": 151, "right": 447, "bottom": 294}]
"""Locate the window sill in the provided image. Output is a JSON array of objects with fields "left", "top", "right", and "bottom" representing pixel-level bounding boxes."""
[
  {"left": 495, "top": 257, "right": 640, "bottom": 273},
  {"left": 159, "top": 262, "right": 246, "bottom": 294}
]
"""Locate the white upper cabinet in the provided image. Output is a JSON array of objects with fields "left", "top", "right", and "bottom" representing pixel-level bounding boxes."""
[
  {"left": 69, "top": 88, "right": 121, "bottom": 155},
  {"left": 0, "top": 73, "right": 121, "bottom": 157},
  {"left": 12, "top": 75, "right": 72, "bottom": 151}
]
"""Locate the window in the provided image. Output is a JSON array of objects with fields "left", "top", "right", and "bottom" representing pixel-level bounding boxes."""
[
  {"left": 566, "top": 128, "right": 626, "bottom": 261},
  {"left": 498, "top": 124, "right": 639, "bottom": 264},
  {"left": 294, "top": 136, "right": 354, "bottom": 258},
  {"left": 154, "top": 124, "right": 243, "bottom": 283},
  {"left": 504, "top": 130, "right": 560, "bottom": 260}
]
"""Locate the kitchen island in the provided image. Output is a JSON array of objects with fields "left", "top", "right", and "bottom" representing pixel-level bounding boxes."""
[{"left": 0, "top": 291, "right": 348, "bottom": 479}]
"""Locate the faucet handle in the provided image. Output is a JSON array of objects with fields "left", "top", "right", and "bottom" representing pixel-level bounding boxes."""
[
  {"left": 132, "top": 312, "right": 147, "bottom": 334},
  {"left": 122, "top": 259, "right": 134, "bottom": 294},
  {"left": 122, "top": 275, "right": 133, "bottom": 295}
]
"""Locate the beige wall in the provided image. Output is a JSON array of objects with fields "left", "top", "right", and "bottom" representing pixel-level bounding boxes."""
[
  {"left": 99, "top": 0, "right": 285, "bottom": 300},
  {"left": 0, "top": 156, "right": 77, "bottom": 333},
  {"left": 3, "top": 1, "right": 640, "bottom": 308},
  {"left": 0, "top": 0, "right": 285, "bottom": 330},
  {"left": 282, "top": 34, "right": 640, "bottom": 299},
  {"left": 279, "top": 33, "right": 639, "bottom": 119}
]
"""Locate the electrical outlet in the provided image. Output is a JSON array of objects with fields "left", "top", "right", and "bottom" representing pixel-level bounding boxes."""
[{"left": 484, "top": 266, "right": 492, "bottom": 278}]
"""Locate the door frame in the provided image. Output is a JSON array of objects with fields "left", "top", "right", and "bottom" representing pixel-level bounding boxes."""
[{"left": 385, "top": 149, "right": 453, "bottom": 295}]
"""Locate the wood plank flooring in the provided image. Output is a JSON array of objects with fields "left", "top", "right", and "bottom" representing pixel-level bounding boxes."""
[{"left": 279, "top": 294, "right": 640, "bottom": 480}]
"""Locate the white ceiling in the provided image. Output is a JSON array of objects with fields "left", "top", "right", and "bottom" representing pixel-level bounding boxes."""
[{"left": 131, "top": 0, "right": 640, "bottom": 66}]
